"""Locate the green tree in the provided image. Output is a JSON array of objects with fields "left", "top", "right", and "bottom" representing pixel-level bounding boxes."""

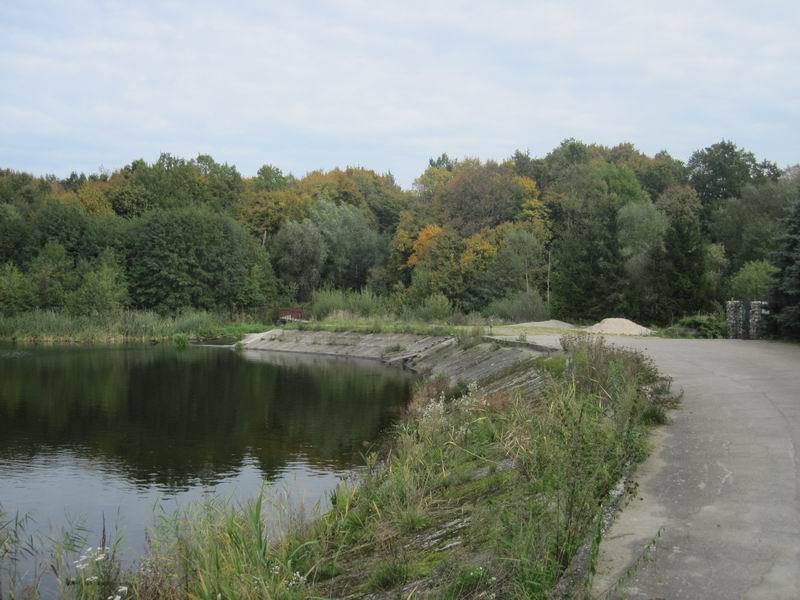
[
  {"left": 0, "top": 263, "right": 35, "bottom": 315},
  {"left": 637, "top": 150, "right": 688, "bottom": 200},
  {"left": 770, "top": 200, "right": 800, "bottom": 336},
  {"left": 687, "top": 141, "right": 780, "bottom": 225},
  {"left": 617, "top": 201, "right": 668, "bottom": 319},
  {"left": 428, "top": 153, "right": 457, "bottom": 171},
  {"left": 309, "top": 201, "right": 383, "bottom": 290},
  {"left": 618, "top": 201, "right": 668, "bottom": 279},
  {"left": 31, "top": 200, "right": 93, "bottom": 261},
  {"left": 254, "top": 164, "right": 288, "bottom": 192},
  {"left": 704, "top": 242, "right": 730, "bottom": 302},
  {"left": 551, "top": 202, "right": 626, "bottom": 321},
  {"left": 729, "top": 260, "right": 779, "bottom": 300},
  {"left": 0, "top": 204, "right": 32, "bottom": 265},
  {"left": 645, "top": 209, "right": 709, "bottom": 323},
  {"left": 195, "top": 154, "right": 244, "bottom": 210},
  {"left": 66, "top": 250, "right": 128, "bottom": 315},
  {"left": 271, "top": 219, "right": 328, "bottom": 301},
  {"left": 709, "top": 180, "right": 798, "bottom": 271},
  {"left": 127, "top": 207, "right": 270, "bottom": 312},
  {"left": 28, "top": 242, "right": 77, "bottom": 309},
  {"left": 407, "top": 227, "right": 464, "bottom": 305}
]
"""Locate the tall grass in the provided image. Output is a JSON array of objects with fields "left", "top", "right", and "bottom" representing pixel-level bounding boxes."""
[
  {"left": 0, "top": 510, "right": 40, "bottom": 599},
  {"left": 485, "top": 289, "right": 550, "bottom": 323},
  {"left": 310, "top": 288, "right": 464, "bottom": 324},
  {"left": 310, "top": 288, "right": 389, "bottom": 320},
  {"left": 287, "top": 314, "right": 461, "bottom": 337},
  {"left": 0, "top": 310, "right": 274, "bottom": 344}
]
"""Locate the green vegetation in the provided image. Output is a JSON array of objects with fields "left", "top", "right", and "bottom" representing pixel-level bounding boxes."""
[
  {"left": 770, "top": 198, "right": 800, "bottom": 336},
  {"left": 729, "top": 260, "right": 779, "bottom": 300},
  {"left": 656, "top": 313, "right": 728, "bottom": 339},
  {"left": 1, "top": 140, "right": 798, "bottom": 341},
  {"left": 1, "top": 336, "right": 674, "bottom": 598},
  {"left": 0, "top": 309, "right": 272, "bottom": 344}
]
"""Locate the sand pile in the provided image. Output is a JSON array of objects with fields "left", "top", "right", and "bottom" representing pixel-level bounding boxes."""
[{"left": 583, "top": 318, "right": 652, "bottom": 336}]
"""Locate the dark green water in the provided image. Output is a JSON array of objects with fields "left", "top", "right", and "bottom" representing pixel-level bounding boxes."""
[{"left": 0, "top": 344, "right": 413, "bottom": 574}]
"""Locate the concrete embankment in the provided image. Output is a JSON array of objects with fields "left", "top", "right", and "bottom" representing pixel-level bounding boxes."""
[{"left": 241, "top": 328, "right": 554, "bottom": 394}]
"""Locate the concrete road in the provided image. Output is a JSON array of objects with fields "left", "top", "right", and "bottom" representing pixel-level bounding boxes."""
[{"left": 547, "top": 336, "right": 800, "bottom": 599}]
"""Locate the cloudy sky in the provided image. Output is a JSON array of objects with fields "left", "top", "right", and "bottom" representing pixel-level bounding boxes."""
[{"left": 1, "top": 1, "right": 798, "bottom": 187}]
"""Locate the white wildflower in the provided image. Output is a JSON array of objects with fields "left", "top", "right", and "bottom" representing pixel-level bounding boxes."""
[
  {"left": 288, "top": 570, "right": 307, "bottom": 588},
  {"left": 86, "top": 576, "right": 98, "bottom": 582}
]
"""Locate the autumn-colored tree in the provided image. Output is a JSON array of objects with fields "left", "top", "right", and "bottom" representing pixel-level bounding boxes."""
[{"left": 407, "top": 224, "right": 443, "bottom": 268}]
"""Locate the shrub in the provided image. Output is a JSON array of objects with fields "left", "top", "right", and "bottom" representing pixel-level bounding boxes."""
[
  {"left": 485, "top": 289, "right": 549, "bottom": 322},
  {"left": 676, "top": 313, "right": 728, "bottom": 338},
  {"left": 412, "top": 292, "right": 453, "bottom": 321}
]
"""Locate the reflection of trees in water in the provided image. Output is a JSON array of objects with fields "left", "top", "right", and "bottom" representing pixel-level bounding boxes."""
[{"left": 0, "top": 346, "right": 412, "bottom": 490}]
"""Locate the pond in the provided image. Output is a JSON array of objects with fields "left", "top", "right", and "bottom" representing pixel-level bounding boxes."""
[{"left": 0, "top": 344, "right": 414, "bottom": 586}]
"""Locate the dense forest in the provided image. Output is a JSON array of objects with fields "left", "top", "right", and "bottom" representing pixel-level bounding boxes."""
[{"left": 1, "top": 140, "right": 799, "bottom": 335}]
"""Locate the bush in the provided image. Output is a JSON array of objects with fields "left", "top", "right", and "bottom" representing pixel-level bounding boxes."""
[
  {"left": 411, "top": 292, "right": 453, "bottom": 321},
  {"left": 676, "top": 313, "right": 728, "bottom": 338},
  {"left": 484, "top": 289, "right": 549, "bottom": 322}
]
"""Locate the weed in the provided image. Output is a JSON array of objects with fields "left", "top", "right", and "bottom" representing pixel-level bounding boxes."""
[
  {"left": 367, "top": 560, "right": 410, "bottom": 591},
  {"left": 445, "top": 564, "right": 493, "bottom": 598},
  {"left": 171, "top": 332, "right": 188, "bottom": 349},
  {"left": 396, "top": 508, "right": 430, "bottom": 534},
  {"left": 533, "top": 354, "right": 567, "bottom": 378}
]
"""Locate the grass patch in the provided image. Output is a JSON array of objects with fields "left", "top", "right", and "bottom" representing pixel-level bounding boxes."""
[
  {"left": 444, "top": 564, "right": 493, "bottom": 598},
  {"left": 367, "top": 560, "right": 411, "bottom": 591},
  {"left": 533, "top": 353, "right": 567, "bottom": 378},
  {"left": 396, "top": 507, "right": 431, "bottom": 534},
  {"left": 285, "top": 313, "right": 460, "bottom": 337}
]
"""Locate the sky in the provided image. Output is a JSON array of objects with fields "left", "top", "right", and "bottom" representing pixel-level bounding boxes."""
[{"left": 1, "top": 1, "right": 798, "bottom": 188}]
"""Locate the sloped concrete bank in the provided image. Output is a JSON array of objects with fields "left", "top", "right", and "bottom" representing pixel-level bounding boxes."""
[{"left": 241, "top": 328, "right": 553, "bottom": 394}]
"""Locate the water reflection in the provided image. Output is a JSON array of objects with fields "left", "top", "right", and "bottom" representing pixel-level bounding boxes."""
[
  {"left": 0, "top": 344, "right": 413, "bottom": 574},
  {"left": 0, "top": 345, "right": 413, "bottom": 491}
]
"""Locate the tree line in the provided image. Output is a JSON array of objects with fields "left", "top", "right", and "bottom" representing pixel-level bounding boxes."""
[{"left": 0, "top": 141, "right": 798, "bottom": 335}]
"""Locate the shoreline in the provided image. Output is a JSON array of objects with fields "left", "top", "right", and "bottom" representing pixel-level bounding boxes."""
[{"left": 1, "top": 330, "right": 672, "bottom": 599}]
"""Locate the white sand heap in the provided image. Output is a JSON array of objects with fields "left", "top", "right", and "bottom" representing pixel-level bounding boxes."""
[{"left": 583, "top": 318, "right": 652, "bottom": 336}]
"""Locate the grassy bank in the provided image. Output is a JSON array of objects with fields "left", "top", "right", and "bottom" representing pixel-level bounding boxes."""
[
  {"left": 284, "top": 312, "right": 481, "bottom": 338},
  {"left": 0, "top": 309, "right": 274, "bottom": 344},
  {"left": 1, "top": 335, "right": 673, "bottom": 599}
]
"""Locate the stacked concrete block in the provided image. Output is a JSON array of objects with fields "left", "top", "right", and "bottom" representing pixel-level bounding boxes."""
[{"left": 727, "top": 300, "right": 769, "bottom": 339}]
